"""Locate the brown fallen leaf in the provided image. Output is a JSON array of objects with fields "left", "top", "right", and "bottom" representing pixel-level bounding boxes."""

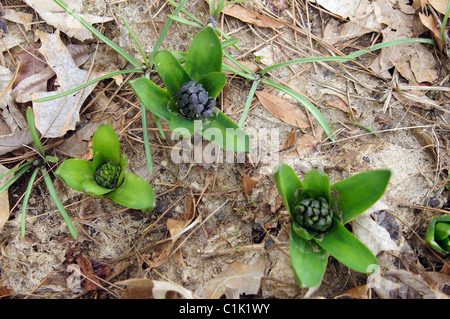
[
  {"left": 280, "top": 128, "right": 297, "bottom": 152},
  {"left": 117, "top": 279, "right": 195, "bottom": 299},
  {"left": 255, "top": 91, "right": 310, "bottom": 128},
  {"left": 428, "top": 0, "right": 450, "bottom": 14},
  {"left": 24, "top": 0, "right": 113, "bottom": 41},
  {"left": 13, "top": 43, "right": 94, "bottom": 103},
  {"left": 195, "top": 254, "right": 266, "bottom": 299},
  {"left": 75, "top": 253, "right": 101, "bottom": 291},
  {"left": 326, "top": 98, "right": 357, "bottom": 114},
  {"left": 0, "top": 165, "right": 10, "bottom": 235},
  {"left": 31, "top": 30, "right": 99, "bottom": 138},
  {"left": 3, "top": 8, "right": 33, "bottom": 31},
  {"left": 335, "top": 285, "right": 370, "bottom": 299},
  {"left": 419, "top": 12, "right": 445, "bottom": 51},
  {"left": 214, "top": 1, "right": 285, "bottom": 28},
  {"left": 13, "top": 44, "right": 48, "bottom": 89},
  {"left": 283, "top": 125, "right": 324, "bottom": 158},
  {"left": 57, "top": 122, "right": 99, "bottom": 159},
  {"left": 243, "top": 170, "right": 261, "bottom": 201}
]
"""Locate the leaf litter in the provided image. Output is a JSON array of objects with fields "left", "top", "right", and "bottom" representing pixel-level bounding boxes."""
[{"left": 0, "top": 0, "right": 449, "bottom": 300}]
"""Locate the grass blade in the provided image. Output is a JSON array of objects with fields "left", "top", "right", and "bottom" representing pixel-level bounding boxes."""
[
  {"left": 0, "top": 163, "right": 32, "bottom": 195},
  {"left": 33, "top": 69, "right": 143, "bottom": 103},
  {"left": 260, "top": 56, "right": 352, "bottom": 75},
  {"left": 141, "top": 103, "right": 153, "bottom": 175},
  {"left": 346, "top": 38, "right": 436, "bottom": 59},
  {"left": 442, "top": 1, "right": 450, "bottom": 48},
  {"left": 121, "top": 17, "right": 149, "bottom": 68},
  {"left": 42, "top": 167, "right": 78, "bottom": 239},
  {"left": 26, "top": 107, "right": 45, "bottom": 155},
  {"left": 238, "top": 79, "right": 260, "bottom": 127},
  {"left": 21, "top": 167, "right": 39, "bottom": 239},
  {"left": 147, "top": 0, "right": 189, "bottom": 67}
]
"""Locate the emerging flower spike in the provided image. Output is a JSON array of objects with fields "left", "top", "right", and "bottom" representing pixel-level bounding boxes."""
[
  {"left": 293, "top": 197, "right": 332, "bottom": 233},
  {"left": 95, "top": 161, "right": 121, "bottom": 189},
  {"left": 176, "top": 80, "right": 216, "bottom": 119}
]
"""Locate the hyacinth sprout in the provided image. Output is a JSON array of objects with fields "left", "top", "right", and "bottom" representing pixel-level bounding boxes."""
[
  {"left": 129, "top": 26, "right": 249, "bottom": 154},
  {"left": 55, "top": 122, "right": 155, "bottom": 211},
  {"left": 274, "top": 163, "right": 391, "bottom": 288}
]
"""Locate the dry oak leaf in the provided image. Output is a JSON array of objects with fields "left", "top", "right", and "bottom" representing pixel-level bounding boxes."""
[
  {"left": 243, "top": 170, "right": 261, "bottom": 201},
  {"left": 31, "top": 30, "right": 99, "bottom": 138},
  {"left": 195, "top": 254, "right": 266, "bottom": 299},
  {"left": 24, "top": 0, "right": 113, "bottom": 41},
  {"left": 207, "top": 0, "right": 284, "bottom": 28},
  {"left": 282, "top": 125, "right": 324, "bottom": 158},
  {"left": 255, "top": 91, "right": 310, "bottom": 128},
  {"left": 428, "top": 0, "right": 450, "bottom": 14}
]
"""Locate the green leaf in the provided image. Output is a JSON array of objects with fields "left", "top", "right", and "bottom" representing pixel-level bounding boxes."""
[
  {"left": 81, "top": 179, "right": 113, "bottom": 196},
  {"left": 302, "top": 169, "right": 331, "bottom": 203},
  {"left": 55, "top": 159, "right": 94, "bottom": 193},
  {"left": 105, "top": 172, "right": 155, "bottom": 210},
  {"left": 155, "top": 50, "right": 191, "bottom": 97},
  {"left": 292, "top": 221, "right": 316, "bottom": 241},
  {"left": 42, "top": 167, "right": 78, "bottom": 239},
  {"left": 330, "top": 169, "right": 391, "bottom": 224},
  {"left": 274, "top": 163, "right": 303, "bottom": 214},
  {"left": 93, "top": 122, "right": 121, "bottom": 165},
  {"left": 129, "top": 77, "right": 172, "bottom": 121},
  {"left": 426, "top": 215, "right": 450, "bottom": 253},
  {"left": 313, "top": 219, "right": 378, "bottom": 274},
  {"left": 435, "top": 222, "right": 450, "bottom": 241},
  {"left": 26, "top": 107, "right": 45, "bottom": 155},
  {"left": 198, "top": 71, "right": 227, "bottom": 99},
  {"left": 21, "top": 167, "right": 39, "bottom": 239},
  {"left": 0, "top": 163, "right": 32, "bottom": 195},
  {"left": 184, "top": 27, "right": 222, "bottom": 81},
  {"left": 290, "top": 225, "right": 328, "bottom": 288}
]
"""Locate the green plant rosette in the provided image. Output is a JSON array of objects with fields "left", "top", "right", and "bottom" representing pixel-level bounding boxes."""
[
  {"left": 426, "top": 215, "right": 450, "bottom": 254},
  {"left": 274, "top": 163, "right": 391, "bottom": 288},
  {"left": 129, "top": 26, "right": 249, "bottom": 154},
  {"left": 55, "top": 122, "right": 155, "bottom": 210}
]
